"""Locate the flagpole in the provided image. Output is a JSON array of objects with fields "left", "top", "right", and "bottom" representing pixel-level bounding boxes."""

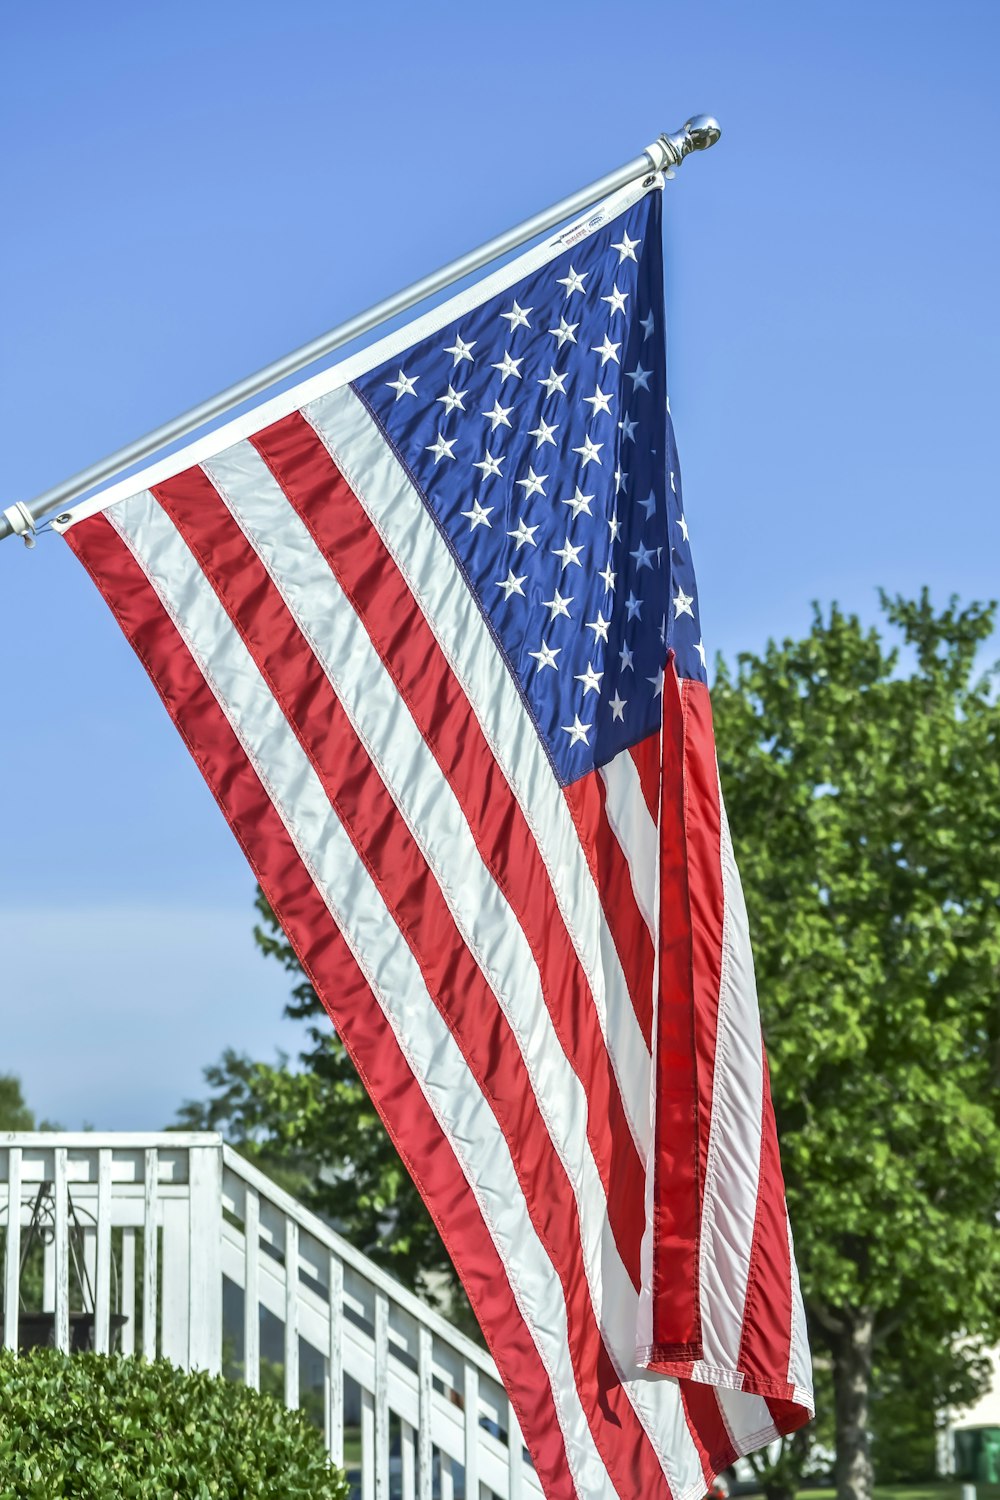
[{"left": 1, "top": 116, "right": 720, "bottom": 545}]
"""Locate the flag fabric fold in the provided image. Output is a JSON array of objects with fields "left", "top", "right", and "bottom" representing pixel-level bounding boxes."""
[{"left": 56, "top": 173, "right": 813, "bottom": 1498}]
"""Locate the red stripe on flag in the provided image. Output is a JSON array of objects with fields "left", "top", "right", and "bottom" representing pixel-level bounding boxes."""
[
  {"left": 629, "top": 734, "right": 660, "bottom": 825},
  {"left": 680, "top": 1384, "right": 738, "bottom": 1485},
  {"left": 149, "top": 469, "right": 673, "bottom": 1496},
  {"left": 737, "top": 1051, "right": 798, "bottom": 1405},
  {"left": 648, "top": 658, "right": 702, "bottom": 1360},
  {"left": 251, "top": 412, "right": 646, "bottom": 1280},
  {"left": 680, "top": 679, "right": 726, "bottom": 1207},
  {"left": 562, "top": 767, "right": 654, "bottom": 1048},
  {"left": 65, "top": 511, "right": 578, "bottom": 1498}
]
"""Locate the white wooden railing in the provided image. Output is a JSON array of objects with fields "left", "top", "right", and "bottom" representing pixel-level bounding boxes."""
[{"left": 0, "top": 1133, "right": 540, "bottom": 1500}]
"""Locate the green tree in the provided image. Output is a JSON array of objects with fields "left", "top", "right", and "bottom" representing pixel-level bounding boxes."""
[
  {"left": 176, "top": 896, "right": 459, "bottom": 1306},
  {"left": 0, "top": 1076, "right": 35, "bottom": 1132},
  {"left": 711, "top": 591, "right": 1000, "bottom": 1500}
]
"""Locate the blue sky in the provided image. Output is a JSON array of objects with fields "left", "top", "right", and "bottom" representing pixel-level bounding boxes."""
[{"left": 1, "top": 1, "right": 997, "bottom": 1129}]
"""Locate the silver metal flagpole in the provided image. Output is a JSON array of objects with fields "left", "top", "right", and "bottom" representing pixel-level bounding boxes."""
[{"left": 1, "top": 116, "right": 720, "bottom": 546}]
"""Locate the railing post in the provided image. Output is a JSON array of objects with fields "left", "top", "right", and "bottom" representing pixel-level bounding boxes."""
[
  {"left": 94, "top": 1148, "right": 112, "bottom": 1354},
  {"left": 53, "top": 1148, "right": 69, "bottom": 1353},
  {"left": 463, "top": 1363, "right": 480, "bottom": 1500},
  {"left": 187, "top": 1143, "right": 222, "bottom": 1374},
  {"left": 243, "top": 1189, "right": 260, "bottom": 1391},
  {"left": 121, "top": 1229, "right": 136, "bottom": 1356},
  {"left": 284, "top": 1218, "right": 299, "bottom": 1408},
  {"left": 374, "top": 1292, "right": 390, "bottom": 1500},
  {"left": 142, "top": 1148, "right": 158, "bottom": 1359},
  {"left": 361, "top": 1387, "right": 376, "bottom": 1500},
  {"left": 3, "top": 1148, "right": 21, "bottom": 1352},
  {"left": 326, "top": 1253, "right": 344, "bottom": 1464},
  {"left": 417, "top": 1326, "right": 433, "bottom": 1500}
]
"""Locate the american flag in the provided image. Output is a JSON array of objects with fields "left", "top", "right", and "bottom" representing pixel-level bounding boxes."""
[{"left": 57, "top": 175, "right": 813, "bottom": 1498}]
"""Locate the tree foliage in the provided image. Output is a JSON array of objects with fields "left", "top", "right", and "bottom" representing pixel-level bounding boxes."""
[
  {"left": 0, "top": 1075, "right": 59, "bottom": 1132},
  {"left": 711, "top": 591, "right": 1000, "bottom": 1500},
  {"left": 0, "top": 1076, "right": 34, "bottom": 1133}
]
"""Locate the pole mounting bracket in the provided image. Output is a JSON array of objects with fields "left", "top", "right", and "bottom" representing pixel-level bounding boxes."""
[{"left": 3, "top": 502, "right": 37, "bottom": 548}]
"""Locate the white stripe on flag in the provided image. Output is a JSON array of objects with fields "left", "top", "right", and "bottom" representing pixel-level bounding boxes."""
[
  {"left": 716, "top": 1386, "right": 778, "bottom": 1456},
  {"left": 109, "top": 489, "right": 618, "bottom": 1500},
  {"left": 202, "top": 442, "right": 705, "bottom": 1497},
  {"left": 786, "top": 1212, "right": 812, "bottom": 1402},
  {"left": 304, "top": 384, "right": 653, "bottom": 1154},
  {"left": 599, "top": 752, "right": 658, "bottom": 940},
  {"left": 691, "top": 790, "right": 764, "bottom": 1379}
]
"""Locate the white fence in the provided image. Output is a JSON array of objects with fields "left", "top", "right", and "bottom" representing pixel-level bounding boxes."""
[{"left": 0, "top": 1133, "right": 539, "bottom": 1500}]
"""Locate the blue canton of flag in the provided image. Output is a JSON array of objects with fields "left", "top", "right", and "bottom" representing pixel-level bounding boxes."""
[{"left": 354, "top": 189, "right": 706, "bottom": 787}]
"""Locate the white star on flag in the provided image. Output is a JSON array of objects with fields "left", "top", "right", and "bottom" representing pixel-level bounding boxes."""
[
  {"left": 500, "top": 300, "right": 532, "bottom": 330},
  {"left": 543, "top": 588, "right": 573, "bottom": 620},
  {"left": 552, "top": 537, "right": 584, "bottom": 570},
  {"left": 492, "top": 351, "right": 523, "bottom": 382},
  {"left": 573, "top": 436, "right": 603, "bottom": 467},
  {"left": 673, "top": 587, "right": 695, "bottom": 619},
  {"left": 495, "top": 569, "right": 527, "bottom": 600},
  {"left": 556, "top": 265, "right": 588, "bottom": 297},
  {"left": 473, "top": 450, "right": 504, "bottom": 479},
  {"left": 601, "top": 284, "right": 629, "bottom": 315},
  {"left": 592, "top": 334, "right": 621, "bottom": 366},
  {"left": 548, "top": 316, "right": 579, "bottom": 347},
  {"left": 611, "top": 229, "right": 640, "bottom": 261},
  {"left": 386, "top": 370, "right": 418, "bottom": 400},
  {"left": 562, "top": 487, "right": 594, "bottom": 518},
  {"left": 586, "top": 610, "right": 611, "bottom": 643},
  {"left": 528, "top": 640, "right": 560, "bottom": 671},
  {"left": 575, "top": 662, "right": 603, "bottom": 696},
  {"left": 529, "top": 418, "right": 559, "bottom": 448},
  {"left": 461, "top": 498, "right": 493, "bottom": 529},
  {"left": 508, "top": 518, "right": 539, "bottom": 549},
  {"left": 482, "top": 400, "right": 513, "bottom": 432},
  {"left": 426, "top": 433, "right": 457, "bottom": 464},
  {"left": 444, "top": 333, "right": 475, "bottom": 364},
  {"left": 583, "top": 384, "right": 613, "bottom": 415},
  {"left": 538, "top": 367, "right": 568, "bottom": 398},
  {"left": 516, "top": 468, "right": 547, "bottom": 499},
  {"left": 561, "top": 714, "right": 591, "bottom": 745},
  {"left": 436, "top": 385, "right": 467, "bottom": 413}
]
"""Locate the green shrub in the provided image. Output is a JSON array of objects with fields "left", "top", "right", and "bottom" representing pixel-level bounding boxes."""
[{"left": 0, "top": 1348, "right": 349, "bottom": 1499}]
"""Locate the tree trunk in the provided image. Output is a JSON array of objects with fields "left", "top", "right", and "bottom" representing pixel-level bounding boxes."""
[{"left": 831, "top": 1308, "right": 875, "bottom": 1500}]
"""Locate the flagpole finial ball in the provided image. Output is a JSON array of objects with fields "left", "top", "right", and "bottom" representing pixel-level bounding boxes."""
[
  {"left": 648, "top": 115, "right": 722, "bottom": 174},
  {"left": 684, "top": 115, "right": 722, "bottom": 152}
]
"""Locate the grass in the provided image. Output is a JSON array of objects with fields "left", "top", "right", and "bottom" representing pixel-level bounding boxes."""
[
  {"left": 799, "top": 1488, "right": 1000, "bottom": 1500},
  {"left": 342, "top": 1426, "right": 361, "bottom": 1470}
]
